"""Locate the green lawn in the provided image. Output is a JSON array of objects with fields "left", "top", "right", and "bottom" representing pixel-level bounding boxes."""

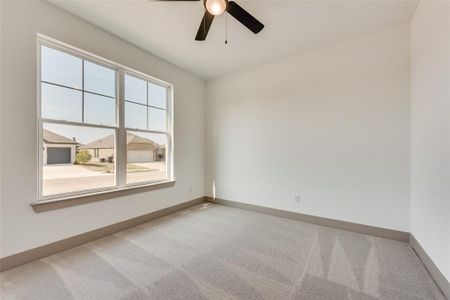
[{"left": 79, "top": 163, "right": 154, "bottom": 173}]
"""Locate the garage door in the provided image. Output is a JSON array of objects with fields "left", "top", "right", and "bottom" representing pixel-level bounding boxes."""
[
  {"left": 127, "top": 150, "right": 153, "bottom": 163},
  {"left": 47, "top": 148, "right": 71, "bottom": 164}
]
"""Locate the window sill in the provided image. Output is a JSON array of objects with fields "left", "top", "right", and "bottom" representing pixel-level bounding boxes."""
[{"left": 31, "top": 180, "right": 176, "bottom": 212}]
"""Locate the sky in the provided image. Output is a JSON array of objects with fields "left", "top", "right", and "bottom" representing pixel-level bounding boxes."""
[{"left": 41, "top": 45, "right": 168, "bottom": 145}]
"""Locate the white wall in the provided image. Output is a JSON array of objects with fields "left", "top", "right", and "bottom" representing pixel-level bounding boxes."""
[
  {"left": 0, "top": 1, "right": 205, "bottom": 257},
  {"left": 206, "top": 24, "right": 411, "bottom": 231},
  {"left": 411, "top": 1, "right": 450, "bottom": 281}
]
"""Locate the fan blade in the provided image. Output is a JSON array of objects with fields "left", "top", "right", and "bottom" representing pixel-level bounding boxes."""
[
  {"left": 195, "top": 11, "right": 214, "bottom": 41},
  {"left": 227, "top": 1, "right": 264, "bottom": 34}
]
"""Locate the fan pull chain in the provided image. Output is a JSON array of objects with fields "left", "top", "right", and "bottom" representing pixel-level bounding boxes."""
[{"left": 225, "top": 12, "right": 228, "bottom": 44}]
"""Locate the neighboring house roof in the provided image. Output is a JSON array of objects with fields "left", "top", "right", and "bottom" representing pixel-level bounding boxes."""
[
  {"left": 81, "top": 133, "right": 165, "bottom": 149},
  {"left": 43, "top": 129, "right": 78, "bottom": 145}
]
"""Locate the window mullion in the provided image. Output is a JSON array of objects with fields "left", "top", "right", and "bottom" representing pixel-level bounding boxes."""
[
  {"left": 117, "top": 69, "right": 127, "bottom": 188},
  {"left": 81, "top": 60, "right": 85, "bottom": 123},
  {"left": 146, "top": 82, "right": 149, "bottom": 130},
  {"left": 37, "top": 118, "right": 44, "bottom": 198},
  {"left": 167, "top": 86, "right": 174, "bottom": 180}
]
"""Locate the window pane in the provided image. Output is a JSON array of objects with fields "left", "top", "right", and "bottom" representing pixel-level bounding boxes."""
[
  {"left": 84, "top": 61, "right": 115, "bottom": 97},
  {"left": 41, "top": 46, "right": 82, "bottom": 89},
  {"left": 42, "top": 123, "right": 116, "bottom": 196},
  {"left": 148, "top": 82, "right": 167, "bottom": 109},
  {"left": 126, "top": 131, "right": 167, "bottom": 185},
  {"left": 125, "top": 74, "right": 146, "bottom": 104},
  {"left": 84, "top": 93, "right": 116, "bottom": 127},
  {"left": 125, "top": 101, "right": 147, "bottom": 130},
  {"left": 148, "top": 107, "right": 166, "bottom": 131},
  {"left": 41, "top": 83, "right": 82, "bottom": 122}
]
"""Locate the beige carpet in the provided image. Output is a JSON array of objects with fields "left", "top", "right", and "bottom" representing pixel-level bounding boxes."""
[{"left": 0, "top": 203, "right": 446, "bottom": 299}]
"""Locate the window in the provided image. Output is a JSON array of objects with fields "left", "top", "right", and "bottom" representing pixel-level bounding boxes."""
[
  {"left": 125, "top": 75, "right": 169, "bottom": 185},
  {"left": 38, "top": 36, "right": 173, "bottom": 200}
]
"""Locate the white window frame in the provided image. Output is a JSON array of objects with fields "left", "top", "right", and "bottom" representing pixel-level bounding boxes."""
[
  {"left": 123, "top": 71, "right": 173, "bottom": 187},
  {"left": 36, "top": 34, "right": 174, "bottom": 202}
]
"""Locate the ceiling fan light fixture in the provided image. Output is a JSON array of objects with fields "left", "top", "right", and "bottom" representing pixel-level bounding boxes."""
[{"left": 205, "top": 0, "right": 227, "bottom": 15}]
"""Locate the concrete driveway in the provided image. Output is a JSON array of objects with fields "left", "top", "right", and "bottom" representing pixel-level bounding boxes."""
[
  {"left": 43, "top": 163, "right": 167, "bottom": 196},
  {"left": 43, "top": 165, "right": 105, "bottom": 179}
]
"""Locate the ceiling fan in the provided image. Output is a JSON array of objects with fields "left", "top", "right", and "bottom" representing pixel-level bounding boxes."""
[{"left": 161, "top": 0, "right": 264, "bottom": 41}]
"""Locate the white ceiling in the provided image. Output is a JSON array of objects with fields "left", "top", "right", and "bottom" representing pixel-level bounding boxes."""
[{"left": 47, "top": 0, "right": 418, "bottom": 79}]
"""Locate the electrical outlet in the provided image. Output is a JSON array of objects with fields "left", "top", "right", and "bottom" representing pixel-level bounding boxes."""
[{"left": 294, "top": 194, "right": 301, "bottom": 204}]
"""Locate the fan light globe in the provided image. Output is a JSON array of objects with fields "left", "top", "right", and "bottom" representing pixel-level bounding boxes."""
[{"left": 205, "top": 0, "right": 227, "bottom": 15}]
